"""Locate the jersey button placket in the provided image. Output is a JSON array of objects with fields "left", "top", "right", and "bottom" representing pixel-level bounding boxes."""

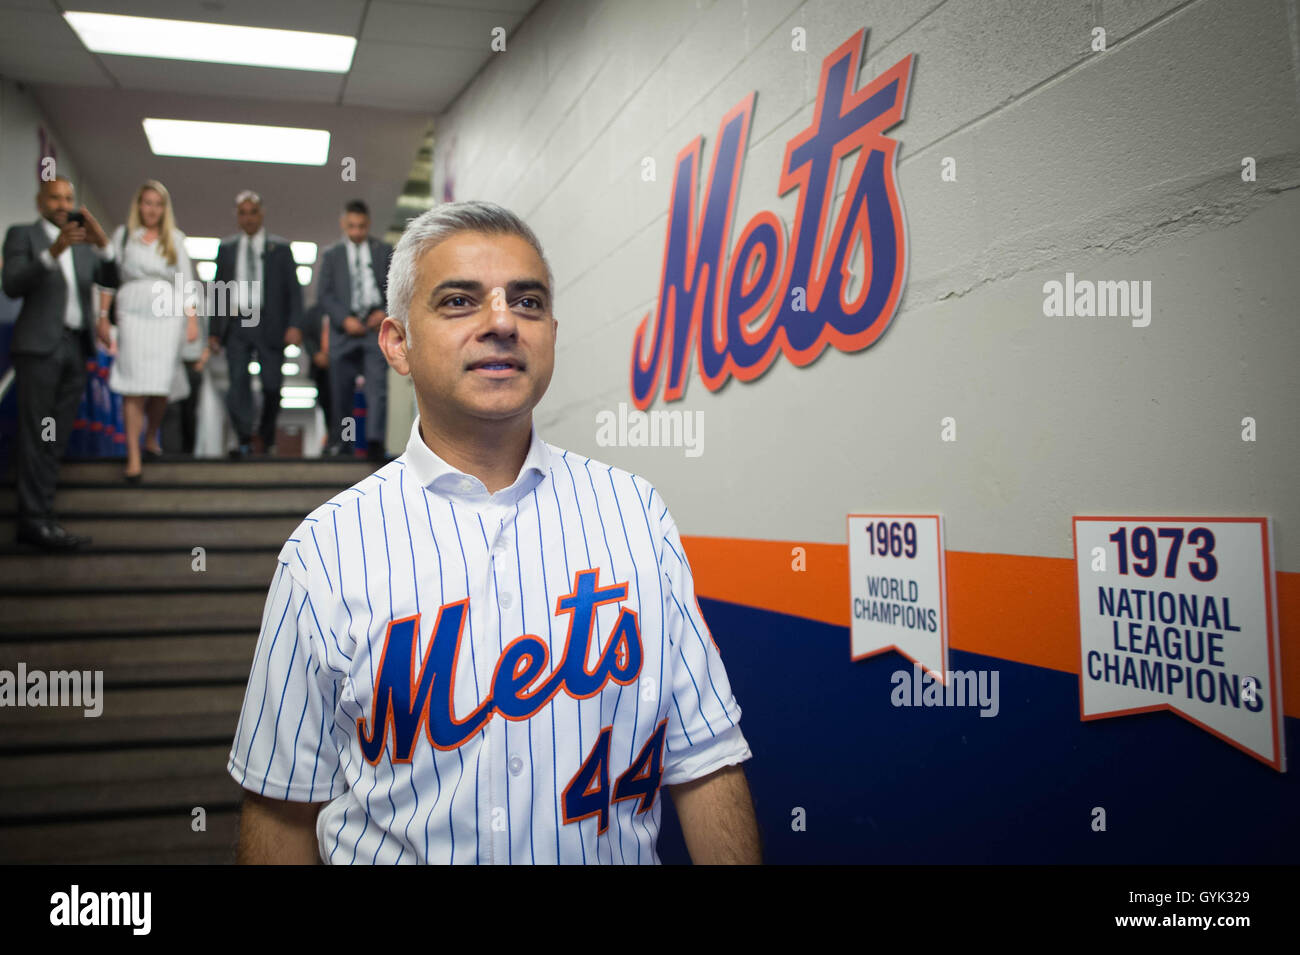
[
  {"left": 490, "top": 509, "right": 517, "bottom": 863},
  {"left": 484, "top": 509, "right": 508, "bottom": 866},
  {"left": 482, "top": 720, "right": 494, "bottom": 865},
  {"left": 486, "top": 712, "right": 513, "bottom": 865},
  {"left": 492, "top": 512, "right": 515, "bottom": 610},
  {"left": 469, "top": 503, "right": 496, "bottom": 865}
]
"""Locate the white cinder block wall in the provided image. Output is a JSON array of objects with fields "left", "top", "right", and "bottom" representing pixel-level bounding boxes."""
[{"left": 431, "top": 0, "right": 1300, "bottom": 568}]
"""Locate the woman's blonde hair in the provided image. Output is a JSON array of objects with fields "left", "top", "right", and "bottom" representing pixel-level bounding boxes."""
[{"left": 127, "top": 179, "right": 179, "bottom": 265}]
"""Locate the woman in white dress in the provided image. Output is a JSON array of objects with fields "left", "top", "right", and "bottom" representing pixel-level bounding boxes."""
[{"left": 96, "top": 180, "right": 203, "bottom": 481}]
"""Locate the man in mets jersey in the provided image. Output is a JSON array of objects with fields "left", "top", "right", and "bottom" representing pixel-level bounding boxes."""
[{"left": 228, "top": 200, "right": 759, "bottom": 864}]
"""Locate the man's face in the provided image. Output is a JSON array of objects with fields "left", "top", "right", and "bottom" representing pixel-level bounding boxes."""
[
  {"left": 401, "top": 231, "right": 556, "bottom": 431},
  {"left": 236, "top": 199, "right": 263, "bottom": 235},
  {"left": 342, "top": 212, "right": 369, "bottom": 244},
  {"left": 37, "top": 179, "right": 76, "bottom": 226}
]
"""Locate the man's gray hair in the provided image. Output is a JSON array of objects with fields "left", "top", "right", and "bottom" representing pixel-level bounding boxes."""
[
  {"left": 234, "top": 189, "right": 261, "bottom": 207},
  {"left": 386, "top": 200, "right": 553, "bottom": 336}
]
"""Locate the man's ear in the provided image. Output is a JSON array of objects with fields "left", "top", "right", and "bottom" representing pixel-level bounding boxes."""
[{"left": 379, "top": 318, "right": 410, "bottom": 376}]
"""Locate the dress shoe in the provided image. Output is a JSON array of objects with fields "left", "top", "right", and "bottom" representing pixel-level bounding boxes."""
[
  {"left": 324, "top": 443, "right": 343, "bottom": 457},
  {"left": 123, "top": 469, "right": 143, "bottom": 484},
  {"left": 228, "top": 444, "right": 251, "bottom": 460},
  {"left": 143, "top": 447, "right": 163, "bottom": 460},
  {"left": 47, "top": 522, "right": 91, "bottom": 548},
  {"left": 16, "top": 521, "right": 90, "bottom": 552},
  {"left": 263, "top": 444, "right": 278, "bottom": 458}
]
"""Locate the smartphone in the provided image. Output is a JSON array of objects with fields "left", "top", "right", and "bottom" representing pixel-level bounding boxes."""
[{"left": 66, "top": 211, "right": 85, "bottom": 226}]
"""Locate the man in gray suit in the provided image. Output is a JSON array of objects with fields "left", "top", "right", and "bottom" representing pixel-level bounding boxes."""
[
  {"left": 2, "top": 176, "right": 118, "bottom": 551},
  {"left": 316, "top": 199, "right": 393, "bottom": 461}
]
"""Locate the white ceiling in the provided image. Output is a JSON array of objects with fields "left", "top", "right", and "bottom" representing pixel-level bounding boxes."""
[
  {"left": 0, "top": 0, "right": 539, "bottom": 270},
  {"left": 0, "top": 0, "right": 538, "bottom": 108}
]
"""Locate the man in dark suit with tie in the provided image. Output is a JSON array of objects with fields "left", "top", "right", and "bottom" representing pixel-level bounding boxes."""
[
  {"left": 2, "top": 176, "right": 118, "bottom": 551},
  {"left": 207, "top": 190, "right": 303, "bottom": 458},
  {"left": 316, "top": 199, "right": 393, "bottom": 461}
]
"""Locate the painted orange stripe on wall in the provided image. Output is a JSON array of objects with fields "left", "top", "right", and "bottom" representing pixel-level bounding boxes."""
[{"left": 681, "top": 536, "right": 1298, "bottom": 720}]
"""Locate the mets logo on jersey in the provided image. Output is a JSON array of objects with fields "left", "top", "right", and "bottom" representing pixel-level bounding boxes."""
[
  {"left": 358, "top": 568, "right": 641, "bottom": 761},
  {"left": 630, "top": 27, "right": 915, "bottom": 408}
]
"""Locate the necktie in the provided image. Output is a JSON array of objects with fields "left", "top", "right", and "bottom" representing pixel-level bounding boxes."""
[
  {"left": 351, "top": 243, "right": 366, "bottom": 315},
  {"left": 244, "top": 237, "right": 257, "bottom": 313}
]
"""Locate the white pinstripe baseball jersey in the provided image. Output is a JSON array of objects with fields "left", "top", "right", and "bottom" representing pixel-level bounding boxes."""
[{"left": 228, "top": 414, "right": 751, "bottom": 864}]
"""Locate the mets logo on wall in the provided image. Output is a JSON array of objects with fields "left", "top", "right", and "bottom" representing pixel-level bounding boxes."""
[{"left": 630, "top": 28, "right": 915, "bottom": 408}]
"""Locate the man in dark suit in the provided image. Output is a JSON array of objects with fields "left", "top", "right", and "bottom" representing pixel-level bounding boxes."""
[
  {"left": 207, "top": 190, "right": 303, "bottom": 458},
  {"left": 2, "top": 176, "right": 118, "bottom": 551},
  {"left": 316, "top": 199, "right": 393, "bottom": 460},
  {"left": 298, "top": 301, "right": 332, "bottom": 454}
]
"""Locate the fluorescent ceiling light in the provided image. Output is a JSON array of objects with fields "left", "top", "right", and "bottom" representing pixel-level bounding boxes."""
[
  {"left": 290, "top": 241, "right": 317, "bottom": 265},
  {"left": 196, "top": 261, "right": 217, "bottom": 281},
  {"left": 296, "top": 266, "right": 313, "bottom": 286},
  {"left": 64, "top": 12, "right": 355, "bottom": 72},
  {"left": 143, "top": 118, "right": 329, "bottom": 165},
  {"left": 184, "top": 236, "right": 219, "bottom": 260}
]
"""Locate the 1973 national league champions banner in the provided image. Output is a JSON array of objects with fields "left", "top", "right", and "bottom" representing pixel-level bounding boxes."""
[{"left": 1074, "top": 516, "right": 1285, "bottom": 771}]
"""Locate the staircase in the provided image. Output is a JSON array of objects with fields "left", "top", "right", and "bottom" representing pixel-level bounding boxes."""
[{"left": 0, "top": 457, "right": 374, "bottom": 863}]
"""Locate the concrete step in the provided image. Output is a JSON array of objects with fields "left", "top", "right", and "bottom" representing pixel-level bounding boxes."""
[
  {"left": 0, "top": 745, "right": 242, "bottom": 820},
  {"left": 0, "top": 485, "right": 344, "bottom": 515},
  {"left": 0, "top": 514, "right": 300, "bottom": 549},
  {"left": 0, "top": 589, "right": 266, "bottom": 637},
  {"left": 0, "top": 807, "right": 240, "bottom": 864},
  {"left": 0, "top": 454, "right": 348, "bottom": 864},
  {"left": 50, "top": 458, "right": 373, "bottom": 485},
  {"left": 0, "top": 742, "right": 231, "bottom": 789},
  {"left": 0, "top": 549, "right": 279, "bottom": 591},
  {"left": 0, "top": 684, "right": 246, "bottom": 751},
  {"left": 0, "top": 633, "right": 258, "bottom": 685}
]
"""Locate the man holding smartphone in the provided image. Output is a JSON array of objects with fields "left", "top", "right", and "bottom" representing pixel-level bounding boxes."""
[{"left": 1, "top": 175, "right": 117, "bottom": 550}]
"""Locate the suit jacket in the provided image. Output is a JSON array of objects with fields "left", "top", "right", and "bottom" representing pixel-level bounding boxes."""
[
  {"left": 209, "top": 231, "right": 303, "bottom": 345},
  {"left": 299, "top": 302, "right": 328, "bottom": 363},
  {"left": 316, "top": 236, "right": 393, "bottom": 337},
  {"left": 2, "top": 220, "right": 120, "bottom": 358}
]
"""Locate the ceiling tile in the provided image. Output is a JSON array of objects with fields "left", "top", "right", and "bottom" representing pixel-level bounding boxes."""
[
  {"left": 387, "top": 0, "right": 537, "bottom": 12},
  {"left": 102, "top": 54, "right": 346, "bottom": 103},
  {"left": 0, "top": 44, "right": 111, "bottom": 87},
  {"left": 0, "top": 7, "right": 110, "bottom": 86},
  {"left": 342, "top": 39, "right": 482, "bottom": 111},
  {"left": 0, "top": 7, "right": 91, "bottom": 49},
  {"left": 364, "top": 1, "right": 524, "bottom": 49}
]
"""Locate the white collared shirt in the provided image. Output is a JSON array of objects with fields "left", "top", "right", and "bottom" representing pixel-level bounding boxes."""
[
  {"left": 228, "top": 414, "right": 750, "bottom": 864},
  {"left": 38, "top": 217, "right": 115, "bottom": 329},
  {"left": 347, "top": 238, "right": 381, "bottom": 314},
  {"left": 235, "top": 228, "right": 265, "bottom": 313}
]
